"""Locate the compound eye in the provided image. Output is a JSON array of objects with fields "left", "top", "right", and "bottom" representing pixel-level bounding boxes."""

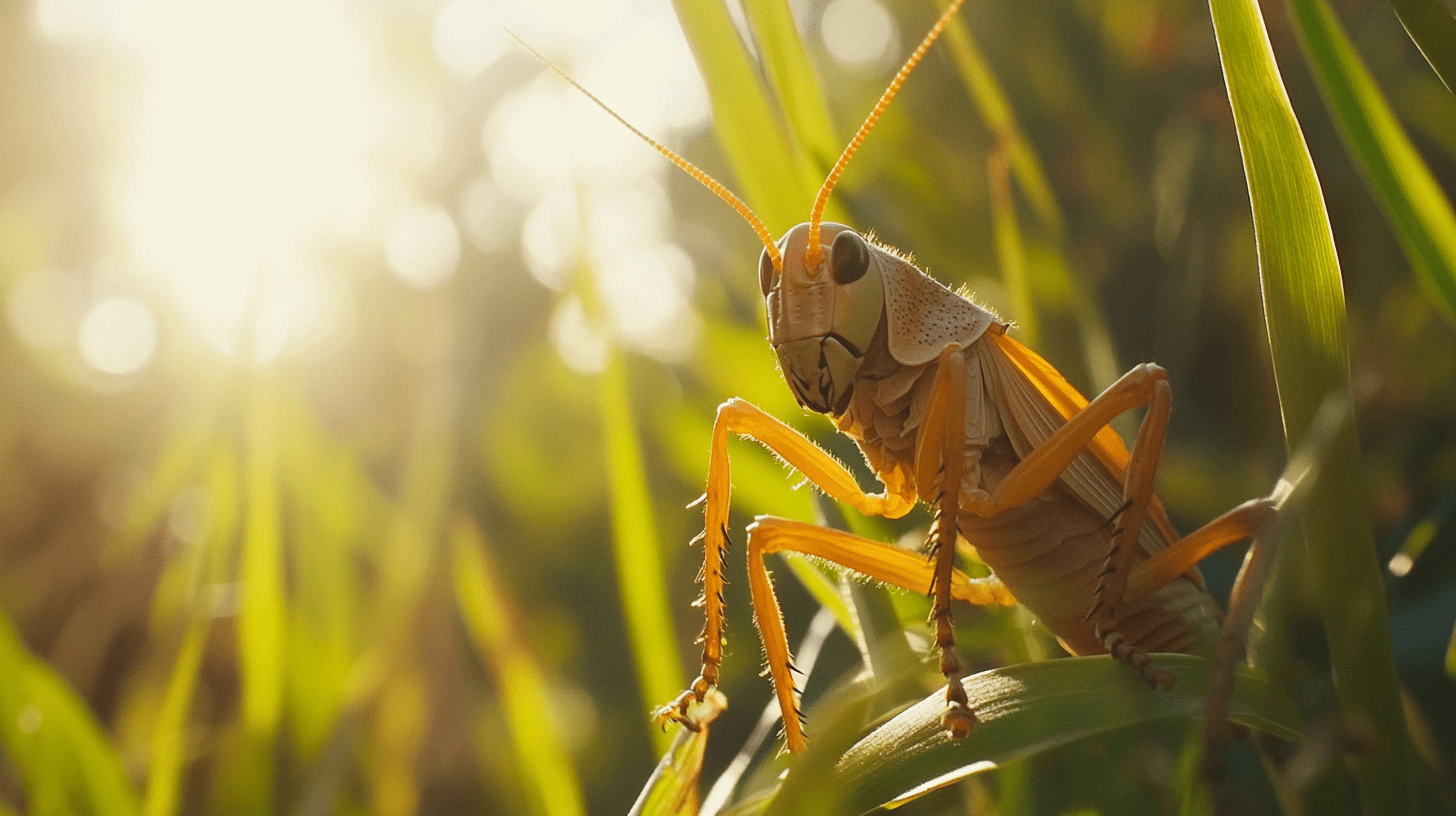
[
  {"left": 830, "top": 230, "right": 870, "bottom": 285},
  {"left": 758, "top": 246, "right": 775, "bottom": 296}
]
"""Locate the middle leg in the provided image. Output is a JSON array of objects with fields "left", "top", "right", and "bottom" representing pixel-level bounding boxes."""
[{"left": 745, "top": 515, "right": 1014, "bottom": 752}]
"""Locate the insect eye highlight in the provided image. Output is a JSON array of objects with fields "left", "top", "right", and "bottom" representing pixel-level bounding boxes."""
[
  {"left": 758, "top": 246, "right": 775, "bottom": 296},
  {"left": 830, "top": 230, "right": 870, "bottom": 285}
]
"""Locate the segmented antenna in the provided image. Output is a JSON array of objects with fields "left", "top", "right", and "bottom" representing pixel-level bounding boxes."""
[
  {"left": 805, "top": 0, "right": 968, "bottom": 268},
  {"left": 507, "top": 31, "right": 785, "bottom": 273}
]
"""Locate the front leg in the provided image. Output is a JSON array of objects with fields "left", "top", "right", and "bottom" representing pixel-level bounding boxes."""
[
  {"left": 743, "top": 516, "right": 1013, "bottom": 752},
  {"left": 911, "top": 344, "right": 976, "bottom": 737},
  {"left": 653, "top": 398, "right": 917, "bottom": 736}
]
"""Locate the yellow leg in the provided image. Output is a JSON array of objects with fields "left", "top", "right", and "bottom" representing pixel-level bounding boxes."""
[
  {"left": 1118, "top": 496, "right": 1280, "bottom": 771},
  {"left": 1126, "top": 498, "right": 1277, "bottom": 604},
  {"left": 744, "top": 516, "right": 1014, "bottom": 752},
  {"left": 975, "top": 356, "right": 1283, "bottom": 715},
  {"left": 970, "top": 363, "right": 1169, "bottom": 515},
  {"left": 911, "top": 345, "right": 979, "bottom": 736},
  {"left": 1203, "top": 502, "right": 1280, "bottom": 776},
  {"left": 654, "top": 398, "right": 918, "bottom": 735},
  {"left": 960, "top": 362, "right": 1177, "bottom": 685}
]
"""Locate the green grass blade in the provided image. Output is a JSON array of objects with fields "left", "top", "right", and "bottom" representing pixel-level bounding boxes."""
[
  {"left": 787, "top": 656, "right": 1300, "bottom": 815},
  {"left": 1289, "top": 0, "right": 1456, "bottom": 319},
  {"left": 741, "top": 0, "right": 841, "bottom": 168},
  {"left": 0, "top": 611, "right": 140, "bottom": 816},
  {"left": 629, "top": 689, "right": 728, "bottom": 816},
  {"left": 1388, "top": 0, "right": 1456, "bottom": 93},
  {"left": 240, "top": 380, "right": 285, "bottom": 739},
  {"left": 115, "top": 416, "right": 213, "bottom": 555},
  {"left": 935, "top": 0, "right": 1122, "bottom": 391},
  {"left": 142, "top": 618, "right": 208, "bottom": 816},
  {"left": 939, "top": 3, "right": 1064, "bottom": 235},
  {"left": 671, "top": 0, "right": 819, "bottom": 232},
  {"left": 451, "top": 518, "right": 587, "bottom": 816},
  {"left": 782, "top": 555, "right": 859, "bottom": 638},
  {"left": 600, "top": 351, "right": 687, "bottom": 753},
  {"left": 142, "top": 446, "right": 237, "bottom": 816},
  {"left": 989, "top": 148, "right": 1037, "bottom": 347},
  {"left": 1208, "top": 0, "right": 1416, "bottom": 811},
  {"left": 1447, "top": 621, "right": 1456, "bottom": 678}
]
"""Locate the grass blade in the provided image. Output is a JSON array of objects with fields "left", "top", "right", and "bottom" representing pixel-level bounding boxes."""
[
  {"left": 1208, "top": 0, "right": 1416, "bottom": 811},
  {"left": 1289, "top": 0, "right": 1456, "bottom": 319},
  {"left": 786, "top": 656, "right": 1300, "bottom": 815},
  {"left": 452, "top": 517, "right": 587, "bottom": 816},
  {"left": 1388, "top": 0, "right": 1456, "bottom": 93},
  {"left": 989, "top": 147, "right": 1037, "bottom": 347},
  {"left": 142, "top": 446, "right": 239, "bottom": 816},
  {"left": 741, "top": 0, "right": 841, "bottom": 168},
  {"left": 0, "top": 611, "right": 139, "bottom": 816},
  {"left": 142, "top": 618, "right": 209, "bottom": 816},
  {"left": 629, "top": 689, "right": 728, "bottom": 816},
  {"left": 600, "top": 351, "right": 687, "bottom": 752},
  {"left": 671, "top": 0, "right": 818, "bottom": 231},
  {"left": 938, "top": 2, "right": 1063, "bottom": 235},
  {"left": 240, "top": 379, "right": 285, "bottom": 739}
]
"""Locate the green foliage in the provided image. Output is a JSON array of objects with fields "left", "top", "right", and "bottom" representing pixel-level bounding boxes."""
[{"left": 1209, "top": 0, "right": 1415, "bottom": 810}]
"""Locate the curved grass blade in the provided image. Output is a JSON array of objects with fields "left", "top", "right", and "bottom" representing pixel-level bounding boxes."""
[
  {"left": 755, "top": 655, "right": 1299, "bottom": 815},
  {"left": 828, "top": 655, "right": 1300, "bottom": 815},
  {"left": 452, "top": 517, "right": 587, "bottom": 816},
  {"left": 671, "top": 0, "right": 819, "bottom": 231},
  {"left": 0, "top": 611, "right": 139, "bottom": 816},
  {"left": 1289, "top": 0, "right": 1456, "bottom": 320},
  {"left": 1388, "top": 0, "right": 1456, "bottom": 93},
  {"left": 1208, "top": 0, "right": 1416, "bottom": 810},
  {"left": 630, "top": 688, "right": 728, "bottom": 816},
  {"left": 741, "top": 0, "right": 841, "bottom": 168},
  {"left": 600, "top": 351, "right": 687, "bottom": 753},
  {"left": 937, "top": 1, "right": 1063, "bottom": 236}
]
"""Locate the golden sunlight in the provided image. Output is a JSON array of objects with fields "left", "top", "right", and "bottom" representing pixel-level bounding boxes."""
[{"left": 44, "top": 0, "right": 384, "bottom": 361}]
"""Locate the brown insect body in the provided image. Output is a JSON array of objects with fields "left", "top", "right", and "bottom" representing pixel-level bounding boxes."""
[
  {"left": 774, "top": 222, "right": 1223, "bottom": 662},
  {"left": 518, "top": 0, "right": 1277, "bottom": 757}
]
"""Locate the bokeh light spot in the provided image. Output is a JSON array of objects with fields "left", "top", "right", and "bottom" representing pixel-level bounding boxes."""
[
  {"left": 821, "top": 0, "right": 898, "bottom": 70},
  {"left": 79, "top": 297, "right": 158, "bottom": 376},
  {"left": 596, "top": 244, "right": 697, "bottom": 363},
  {"left": 432, "top": 0, "right": 507, "bottom": 76},
  {"left": 385, "top": 205, "right": 461, "bottom": 289},
  {"left": 549, "top": 295, "right": 607, "bottom": 375},
  {"left": 522, "top": 187, "right": 580, "bottom": 291}
]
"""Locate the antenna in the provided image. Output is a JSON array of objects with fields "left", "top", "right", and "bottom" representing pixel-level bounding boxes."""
[
  {"left": 805, "top": 0, "right": 967, "bottom": 268},
  {"left": 507, "top": 32, "right": 785, "bottom": 273}
]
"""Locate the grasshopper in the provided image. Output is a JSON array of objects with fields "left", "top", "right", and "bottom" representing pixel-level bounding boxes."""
[{"left": 520, "top": 0, "right": 1279, "bottom": 755}]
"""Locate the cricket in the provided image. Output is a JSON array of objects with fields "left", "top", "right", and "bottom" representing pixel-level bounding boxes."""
[{"left": 520, "top": 0, "right": 1282, "bottom": 757}]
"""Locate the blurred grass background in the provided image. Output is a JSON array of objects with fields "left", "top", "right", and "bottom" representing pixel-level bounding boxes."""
[{"left": 0, "top": 0, "right": 1453, "bottom": 813}]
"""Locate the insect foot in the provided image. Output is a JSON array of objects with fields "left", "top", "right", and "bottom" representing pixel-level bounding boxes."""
[
  {"left": 1102, "top": 630, "right": 1178, "bottom": 689},
  {"left": 652, "top": 675, "right": 717, "bottom": 733},
  {"left": 937, "top": 650, "right": 978, "bottom": 738},
  {"left": 941, "top": 686, "right": 978, "bottom": 738}
]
